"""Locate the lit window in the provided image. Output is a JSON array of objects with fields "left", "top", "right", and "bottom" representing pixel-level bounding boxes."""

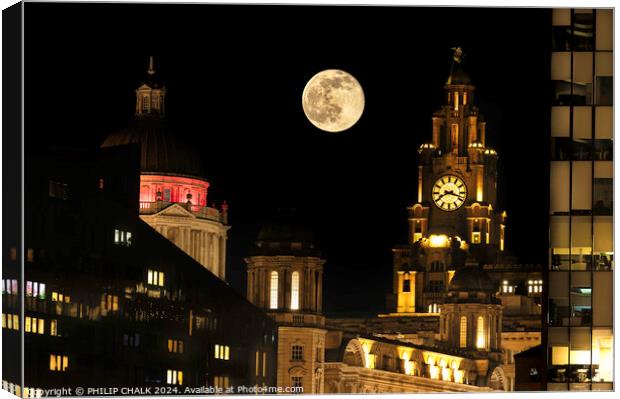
[
  {"left": 50, "top": 320, "right": 58, "bottom": 337},
  {"left": 2, "top": 313, "right": 19, "bottom": 331},
  {"left": 213, "top": 376, "right": 229, "bottom": 389},
  {"left": 168, "top": 339, "right": 184, "bottom": 353},
  {"left": 26, "top": 281, "right": 46, "bottom": 299},
  {"left": 290, "top": 272, "right": 300, "bottom": 310},
  {"left": 51, "top": 292, "right": 70, "bottom": 303},
  {"left": 98, "top": 178, "right": 104, "bottom": 190},
  {"left": 262, "top": 352, "right": 267, "bottom": 377},
  {"left": 476, "top": 316, "right": 485, "bottom": 349},
  {"left": 49, "top": 355, "right": 68, "bottom": 371},
  {"left": 27, "top": 249, "right": 34, "bottom": 262},
  {"left": 214, "top": 344, "right": 230, "bottom": 360},
  {"left": 143, "top": 95, "right": 150, "bottom": 112},
  {"left": 270, "top": 271, "right": 278, "bottom": 309},
  {"left": 459, "top": 316, "right": 467, "bottom": 348},
  {"left": 114, "top": 229, "right": 133, "bottom": 246},
  {"left": 10, "top": 247, "right": 17, "bottom": 261},
  {"left": 48, "top": 180, "right": 68, "bottom": 200},
  {"left": 292, "top": 345, "right": 303, "bottom": 361},
  {"left": 25, "top": 317, "right": 44, "bottom": 335},
  {"left": 255, "top": 351, "right": 260, "bottom": 377},
  {"left": 101, "top": 294, "right": 119, "bottom": 312},
  {"left": 147, "top": 269, "right": 165, "bottom": 287},
  {"left": 166, "top": 370, "right": 183, "bottom": 385},
  {"left": 428, "top": 303, "right": 439, "bottom": 313},
  {"left": 528, "top": 280, "right": 543, "bottom": 294},
  {"left": 2, "top": 279, "right": 17, "bottom": 295},
  {"left": 501, "top": 280, "right": 514, "bottom": 294}
]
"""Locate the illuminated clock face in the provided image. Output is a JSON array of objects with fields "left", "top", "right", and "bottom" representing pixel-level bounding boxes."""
[{"left": 432, "top": 175, "right": 467, "bottom": 211}]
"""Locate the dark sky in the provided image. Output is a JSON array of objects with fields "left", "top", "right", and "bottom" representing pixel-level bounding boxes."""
[{"left": 25, "top": 3, "right": 551, "bottom": 314}]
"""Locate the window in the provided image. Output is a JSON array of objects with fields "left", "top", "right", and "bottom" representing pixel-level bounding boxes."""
[
  {"left": 166, "top": 370, "right": 183, "bottom": 385},
  {"left": 213, "top": 376, "right": 229, "bottom": 389},
  {"left": 476, "top": 316, "right": 485, "bottom": 349},
  {"left": 262, "top": 352, "right": 267, "bottom": 378},
  {"left": 430, "top": 261, "right": 444, "bottom": 272},
  {"left": 291, "top": 376, "right": 303, "bottom": 389},
  {"left": 123, "top": 333, "right": 140, "bottom": 347},
  {"left": 270, "top": 271, "right": 278, "bottom": 309},
  {"left": 290, "top": 271, "right": 299, "bottom": 310},
  {"left": 25, "top": 317, "right": 44, "bottom": 335},
  {"left": 49, "top": 355, "right": 68, "bottom": 372},
  {"left": 27, "top": 249, "right": 34, "bottom": 262},
  {"left": 26, "top": 281, "right": 46, "bottom": 299},
  {"left": 10, "top": 247, "right": 17, "bottom": 261},
  {"left": 48, "top": 180, "right": 68, "bottom": 200},
  {"left": 2, "top": 313, "right": 19, "bottom": 330},
  {"left": 594, "top": 178, "right": 613, "bottom": 215},
  {"left": 428, "top": 303, "right": 439, "bottom": 313},
  {"left": 528, "top": 280, "right": 543, "bottom": 294},
  {"left": 142, "top": 95, "right": 150, "bottom": 112},
  {"left": 459, "top": 316, "right": 467, "bottom": 348},
  {"left": 501, "top": 280, "right": 514, "bottom": 294},
  {"left": 101, "top": 294, "right": 119, "bottom": 312},
  {"left": 168, "top": 339, "right": 183, "bottom": 353},
  {"left": 291, "top": 345, "right": 303, "bottom": 361},
  {"left": 402, "top": 279, "right": 411, "bottom": 293},
  {"left": 214, "top": 344, "right": 230, "bottom": 360},
  {"left": 596, "top": 76, "right": 613, "bottom": 105},
  {"left": 147, "top": 269, "right": 165, "bottom": 287},
  {"left": 428, "top": 280, "right": 444, "bottom": 293},
  {"left": 51, "top": 292, "right": 71, "bottom": 303},
  {"left": 2, "top": 279, "right": 17, "bottom": 295},
  {"left": 50, "top": 320, "right": 58, "bottom": 337},
  {"left": 114, "top": 229, "right": 133, "bottom": 246},
  {"left": 98, "top": 178, "right": 104, "bottom": 190}
]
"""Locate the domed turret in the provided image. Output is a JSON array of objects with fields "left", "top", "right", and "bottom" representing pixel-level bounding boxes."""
[
  {"left": 102, "top": 119, "right": 205, "bottom": 178},
  {"left": 252, "top": 211, "right": 320, "bottom": 257},
  {"left": 100, "top": 57, "right": 229, "bottom": 281},
  {"left": 449, "top": 266, "right": 496, "bottom": 293}
]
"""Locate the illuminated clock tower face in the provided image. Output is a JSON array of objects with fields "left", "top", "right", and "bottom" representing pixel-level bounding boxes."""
[{"left": 432, "top": 175, "right": 467, "bottom": 211}]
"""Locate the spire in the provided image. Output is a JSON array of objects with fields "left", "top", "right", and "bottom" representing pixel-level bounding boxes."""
[{"left": 147, "top": 56, "right": 155, "bottom": 75}]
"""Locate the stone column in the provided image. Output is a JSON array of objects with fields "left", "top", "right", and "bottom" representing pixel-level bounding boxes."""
[
  {"left": 219, "top": 235, "right": 227, "bottom": 279},
  {"left": 317, "top": 270, "right": 323, "bottom": 313}
]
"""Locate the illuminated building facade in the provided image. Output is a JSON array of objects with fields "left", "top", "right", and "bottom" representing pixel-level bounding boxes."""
[
  {"left": 390, "top": 50, "right": 509, "bottom": 315},
  {"left": 2, "top": 64, "right": 278, "bottom": 396},
  {"left": 102, "top": 57, "right": 229, "bottom": 280},
  {"left": 245, "top": 220, "right": 327, "bottom": 394},
  {"left": 546, "top": 8, "right": 613, "bottom": 391}
]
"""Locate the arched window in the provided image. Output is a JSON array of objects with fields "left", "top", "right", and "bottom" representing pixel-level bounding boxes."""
[
  {"left": 476, "top": 316, "right": 485, "bottom": 349},
  {"left": 291, "top": 271, "right": 300, "bottom": 310},
  {"left": 459, "top": 316, "right": 467, "bottom": 348},
  {"left": 270, "top": 271, "right": 278, "bottom": 309}
]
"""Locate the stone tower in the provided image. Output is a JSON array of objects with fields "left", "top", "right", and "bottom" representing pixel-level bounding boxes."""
[
  {"left": 391, "top": 48, "right": 508, "bottom": 313},
  {"left": 245, "top": 218, "right": 326, "bottom": 394},
  {"left": 102, "top": 57, "right": 229, "bottom": 280}
]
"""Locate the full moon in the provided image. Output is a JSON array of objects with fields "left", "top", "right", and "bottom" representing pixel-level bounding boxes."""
[{"left": 302, "top": 69, "right": 365, "bottom": 132}]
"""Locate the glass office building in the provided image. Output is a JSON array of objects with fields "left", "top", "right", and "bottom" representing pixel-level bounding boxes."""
[{"left": 548, "top": 8, "right": 613, "bottom": 391}]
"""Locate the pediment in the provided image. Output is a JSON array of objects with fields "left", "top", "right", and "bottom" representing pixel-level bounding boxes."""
[{"left": 154, "top": 203, "right": 196, "bottom": 219}]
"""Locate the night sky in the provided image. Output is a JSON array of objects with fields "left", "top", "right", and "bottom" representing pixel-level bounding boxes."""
[{"left": 25, "top": 3, "right": 551, "bottom": 315}]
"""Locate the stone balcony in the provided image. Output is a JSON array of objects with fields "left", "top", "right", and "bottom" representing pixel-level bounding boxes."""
[{"left": 139, "top": 200, "right": 228, "bottom": 224}]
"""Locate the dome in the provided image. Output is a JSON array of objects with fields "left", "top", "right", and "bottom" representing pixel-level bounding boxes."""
[
  {"left": 101, "top": 118, "right": 206, "bottom": 178},
  {"left": 251, "top": 212, "right": 321, "bottom": 257},
  {"left": 446, "top": 63, "right": 472, "bottom": 85},
  {"left": 449, "top": 266, "right": 496, "bottom": 292},
  {"left": 257, "top": 222, "right": 315, "bottom": 244}
]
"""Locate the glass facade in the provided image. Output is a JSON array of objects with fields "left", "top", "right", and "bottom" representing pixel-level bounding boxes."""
[{"left": 548, "top": 8, "right": 613, "bottom": 391}]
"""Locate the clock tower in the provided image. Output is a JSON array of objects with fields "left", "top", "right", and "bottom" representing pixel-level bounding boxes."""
[{"left": 392, "top": 49, "right": 507, "bottom": 314}]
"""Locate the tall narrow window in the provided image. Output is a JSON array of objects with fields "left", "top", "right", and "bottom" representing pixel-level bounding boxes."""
[
  {"left": 290, "top": 272, "right": 300, "bottom": 310},
  {"left": 476, "top": 316, "right": 485, "bottom": 349},
  {"left": 459, "top": 316, "right": 467, "bottom": 348},
  {"left": 270, "top": 271, "right": 278, "bottom": 309}
]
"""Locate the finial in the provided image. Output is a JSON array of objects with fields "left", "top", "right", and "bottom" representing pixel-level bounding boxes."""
[
  {"left": 451, "top": 47, "right": 463, "bottom": 64},
  {"left": 147, "top": 56, "right": 155, "bottom": 75}
]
